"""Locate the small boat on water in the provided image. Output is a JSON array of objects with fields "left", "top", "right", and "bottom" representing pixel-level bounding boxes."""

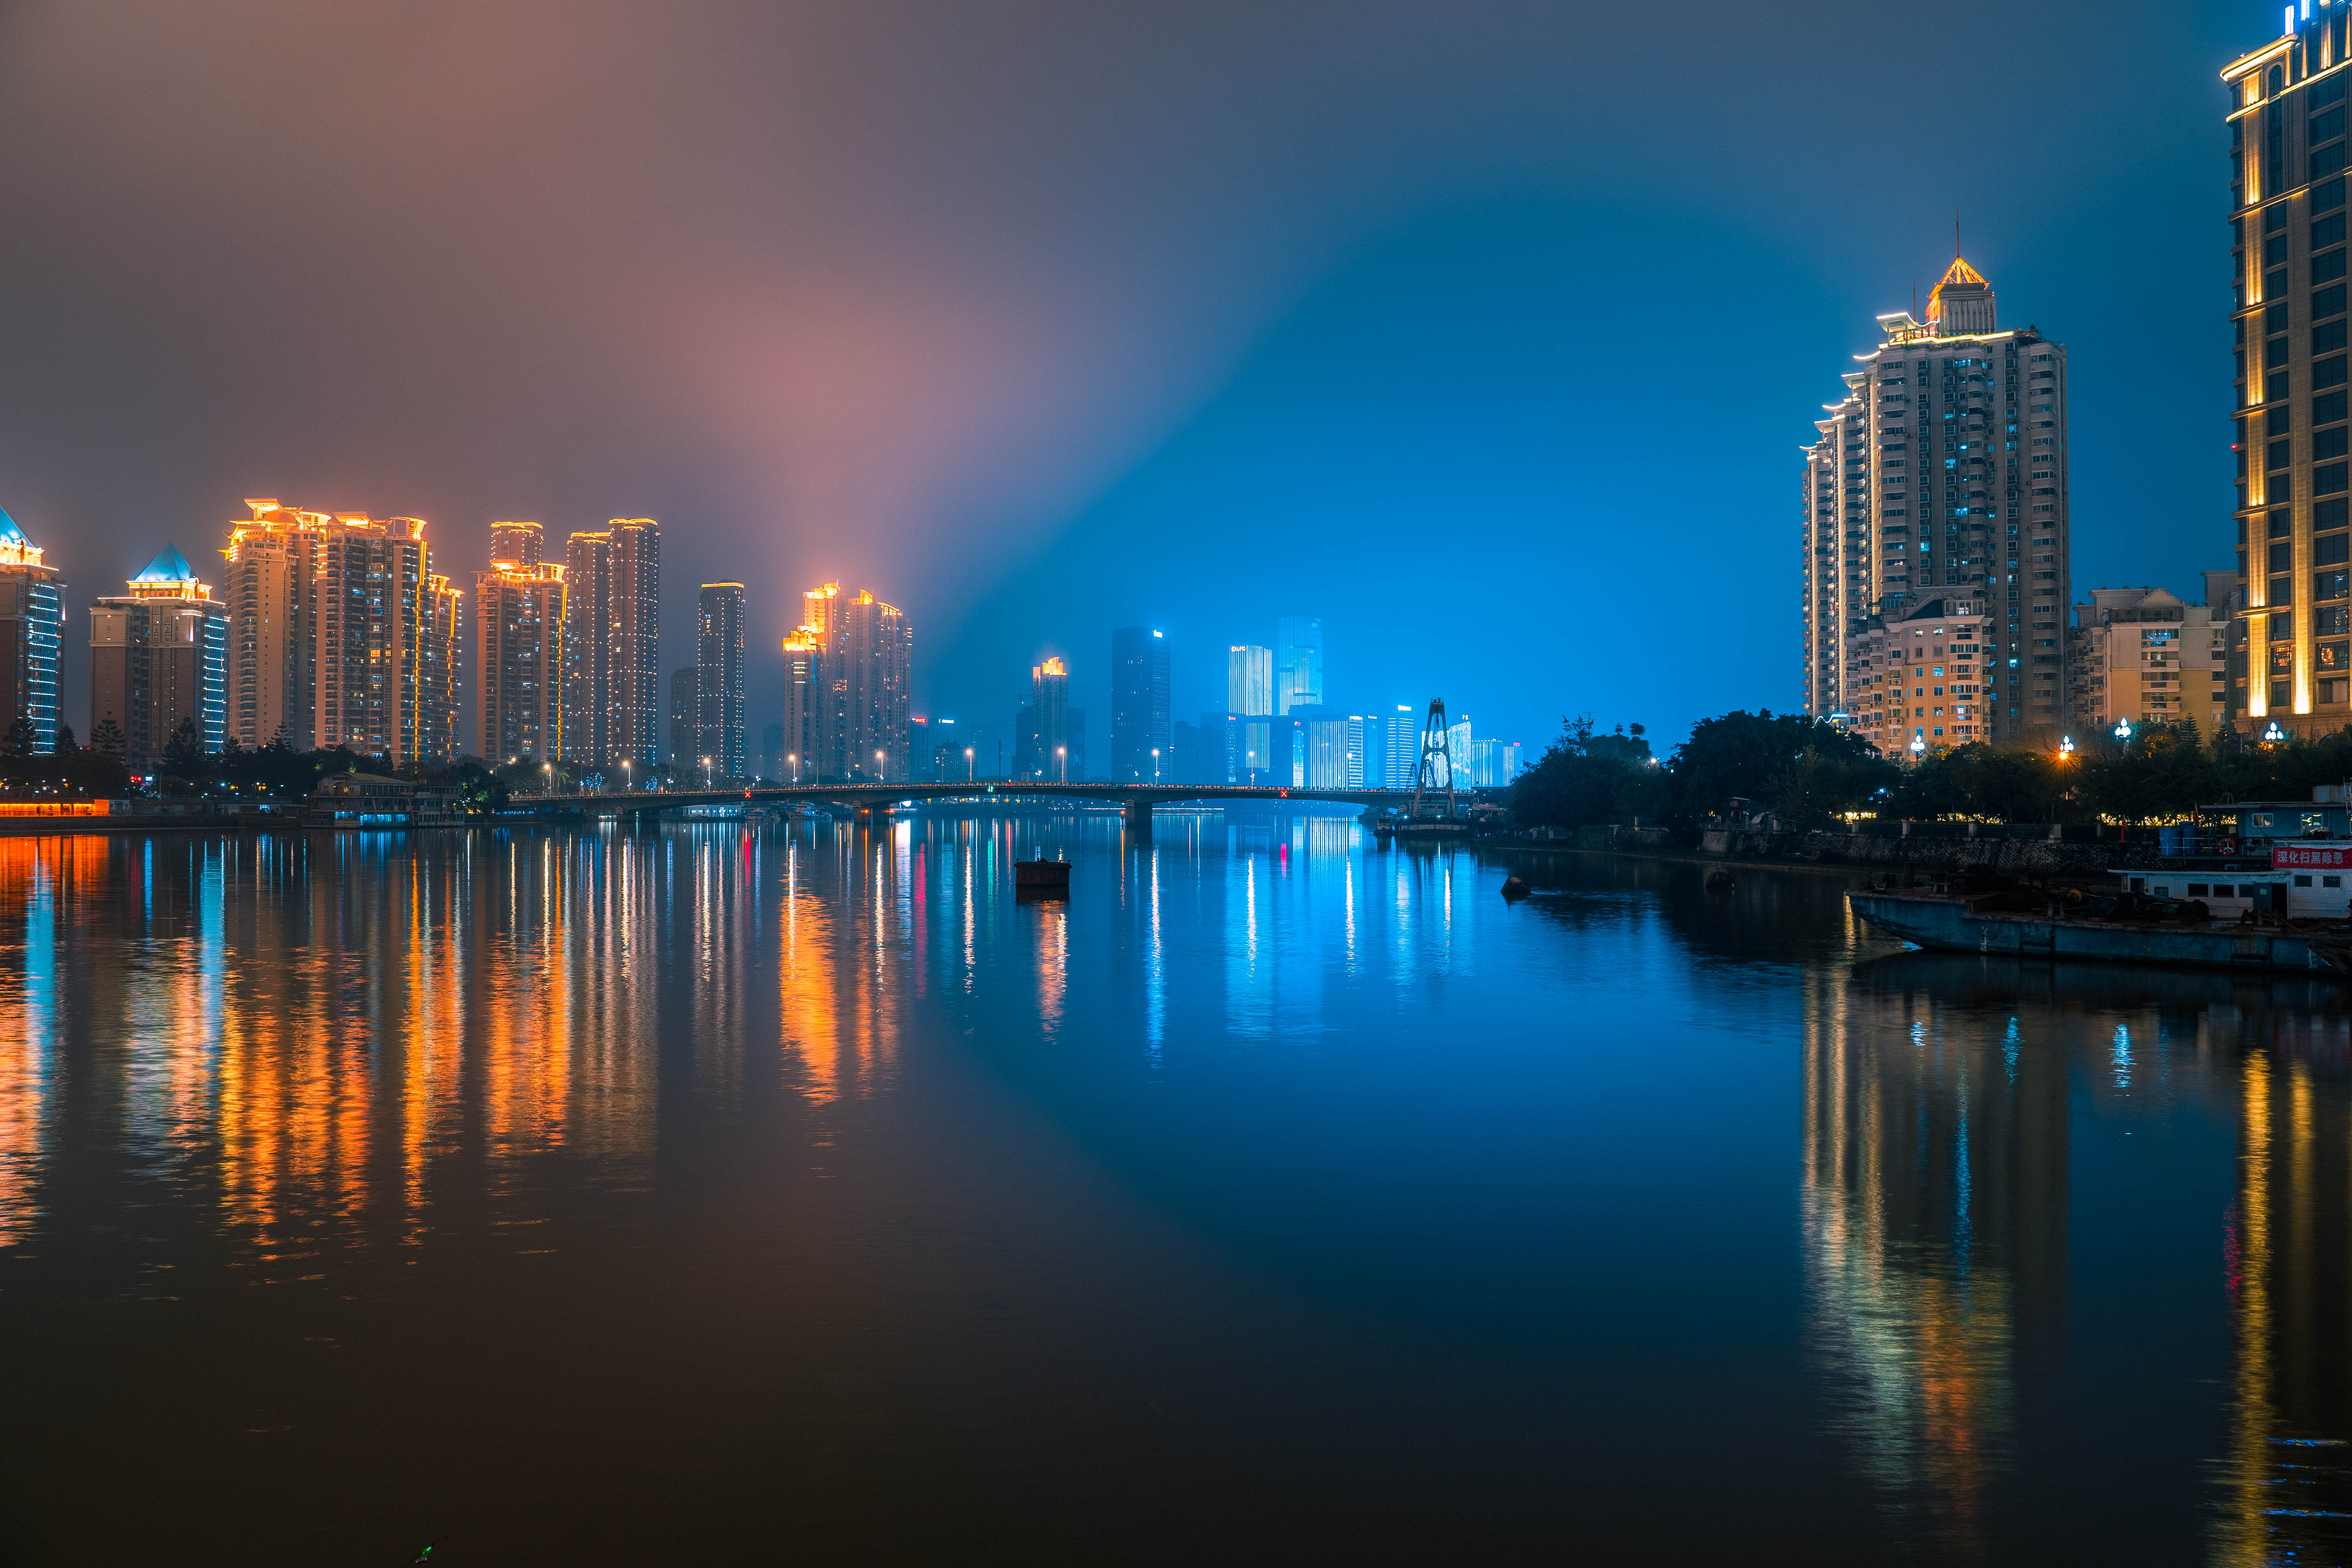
[
  {"left": 1015, "top": 858, "right": 1071, "bottom": 898},
  {"left": 1847, "top": 883, "right": 2352, "bottom": 978}
]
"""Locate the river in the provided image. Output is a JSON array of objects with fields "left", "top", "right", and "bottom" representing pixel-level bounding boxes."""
[{"left": 0, "top": 816, "right": 2344, "bottom": 1564}]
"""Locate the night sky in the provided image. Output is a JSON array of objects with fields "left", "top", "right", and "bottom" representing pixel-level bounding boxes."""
[{"left": 0, "top": 1, "right": 2260, "bottom": 758}]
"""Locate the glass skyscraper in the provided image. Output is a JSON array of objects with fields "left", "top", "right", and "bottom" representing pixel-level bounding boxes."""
[
  {"left": 1110, "top": 626, "right": 1171, "bottom": 781},
  {"left": 1276, "top": 615, "right": 1323, "bottom": 715}
]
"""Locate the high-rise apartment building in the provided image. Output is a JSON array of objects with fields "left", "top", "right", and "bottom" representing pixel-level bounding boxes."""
[
  {"left": 669, "top": 668, "right": 697, "bottom": 772},
  {"left": 88, "top": 545, "right": 228, "bottom": 770},
  {"left": 222, "top": 500, "right": 441, "bottom": 767},
  {"left": 1031, "top": 657, "right": 1070, "bottom": 780},
  {"left": 561, "top": 517, "right": 660, "bottom": 767},
  {"left": 0, "top": 508, "right": 65, "bottom": 755},
  {"left": 2225, "top": 20, "right": 2352, "bottom": 734},
  {"left": 2069, "top": 581, "right": 2236, "bottom": 734},
  {"left": 1276, "top": 616, "right": 1324, "bottom": 715},
  {"left": 423, "top": 574, "right": 462, "bottom": 762},
  {"left": 787, "top": 583, "right": 910, "bottom": 781},
  {"left": 780, "top": 627, "right": 820, "bottom": 782},
  {"left": 1110, "top": 626, "right": 1171, "bottom": 782},
  {"left": 696, "top": 583, "right": 746, "bottom": 778},
  {"left": 1804, "top": 260, "right": 2072, "bottom": 750},
  {"left": 475, "top": 529, "right": 565, "bottom": 765}
]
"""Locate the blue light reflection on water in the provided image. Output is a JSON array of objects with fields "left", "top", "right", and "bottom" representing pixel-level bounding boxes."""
[{"left": 0, "top": 821, "right": 2345, "bottom": 1564}]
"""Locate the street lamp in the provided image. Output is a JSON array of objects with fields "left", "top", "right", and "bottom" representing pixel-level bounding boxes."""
[
  {"left": 622, "top": 759, "right": 631, "bottom": 792},
  {"left": 2265, "top": 720, "right": 2288, "bottom": 744},
  {"left": 965, "top": 746, "right": 974, "bottom": 782},
  {"left": 789, "top": 753, "right": 799, "bottom": 784},
  {"left": 1908, "top": 734, "right": 1926, "bottom": 761},
  {"left": 543, "top": 762, "right": 553, "bottom": 795},
  {"left": 702, "top": 755, "right": 711, "bottom": 788},
  {"left": 2114, "top": 717, "right": 2133, "bottom": 742},
  {"left": 2058, "top": 735, "right": 2075, "bottom": 759},
  {"left": 875, "top": 749, "right": 885, "bottom": 783},
  {"left": 1151, "top": 746, "right": 1160, "bottom": 782},
  {"left": 1057, "top": 745, "right": 1066, "bottom": 782}
]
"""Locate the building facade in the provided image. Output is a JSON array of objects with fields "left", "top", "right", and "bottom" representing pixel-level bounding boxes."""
[
  {"left": 1847, "top": 595, "right": 1995, "bottom": 755},
  {"left": 1031, "top": 657, "right": 1069, "bottom": 780},
  {"left": 223, "top": 500, "right": 442, "bottom": 767},
  {"left": 779, "top": 627, "right": 820, "bottom": 782},
  {"left": 562, "top": 517, "right": 661, "bottom": 767},
  {"left": 1276, "top": 615, "right": 1324, "bottom": 715},
  {"left": 475, "top": 546, "right": 566, "bottom": 766},
  {"left": 1110, "top": 626, "right": 1171, "bottom": 782},
  {"left": 784, "top": 581, "right": 910, "bottom": 781},
  {"left": 88, "top": 545, "right": 227, "bottom": 770},
  {"left": 0, "top": 510, "right": 64, "bottom": 755},
  {"left": 696, "top": 583, "right": 746, "bottom": 779},
  {"left": 423, "top": 574, "right": 462, "bottom": 762},
  {"left": 1802, "top": 259, "right": 2071, "bottom": 744},
  {"left": 2225, "top": 21, "right": 2352, "bottom": 735},
  {"left": 2069, "top": 583, "right": 2235, "bottom": 734}
]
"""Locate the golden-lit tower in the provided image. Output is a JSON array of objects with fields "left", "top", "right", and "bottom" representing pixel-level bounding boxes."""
[
  {"left": 2223, "top": 16, "right": 2352, "bottom": 734},
  {"left": 561, "top": 517, "right": 660, "bottom": 767},
  {"left": 477, "top": 525, "right": 565, "bottom": 764},
  {"left": 1803, "top": 258, "right": 2071, "bottom": 752}
]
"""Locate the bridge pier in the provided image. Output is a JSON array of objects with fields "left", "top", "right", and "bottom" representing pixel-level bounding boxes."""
[{"left": 1123, "top": 799, "right": 1153, "bottom": 835}]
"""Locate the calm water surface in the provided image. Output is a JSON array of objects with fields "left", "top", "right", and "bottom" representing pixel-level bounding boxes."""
[{"left": 0, "top": 815, "right": 2348, "bottom": 1564}]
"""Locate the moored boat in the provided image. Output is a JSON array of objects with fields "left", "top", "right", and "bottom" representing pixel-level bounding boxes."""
[{"left": 1847, "top": 885, "right": 2352, "bottom": 977}]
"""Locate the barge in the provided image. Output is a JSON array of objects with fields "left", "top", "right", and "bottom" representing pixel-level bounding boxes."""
[{"left": 1847, "top": 886, "right": 2352, "bottom": 977}]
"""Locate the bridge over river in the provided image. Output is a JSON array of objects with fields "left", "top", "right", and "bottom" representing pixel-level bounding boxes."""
[{"left": 506, "top": 782, "right": 1457, "bottom": 831}]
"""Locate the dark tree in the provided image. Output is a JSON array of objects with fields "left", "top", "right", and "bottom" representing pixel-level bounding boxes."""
[
  {"left": 88, "top": 719, "right": 127, "bottom": 759},
  {"left": 160, "top": 717, "right": 207, "bottom": 781},
  {"left": 0, "top": 717, "right": 31, "bottom": 758}
]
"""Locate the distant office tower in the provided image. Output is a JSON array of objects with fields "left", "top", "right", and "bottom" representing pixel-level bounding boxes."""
[
  {"left": 2068, "top": 583, "right": 2234, "bottom": 733},
  {"left": 1169, "top": 719, "right": 1202, "bottom": 784},
  {"left": 1305, "top": 717, "right": 1356, "bottom": 788},
  {"left": 1446, "top": 713, "right": 1472, "bottom": 783},
  {"left": 1276, "top": 616, "right": 1324, "bottom": 715},
  {"left": 696, "top": 583, "right": 746, "bottom": 778},
  {"left": 423, "top": 574, "right": 462, "bottom": 762},
  {"left": 1465, "top": 739, "right": 1522, "bottom": 787},
  {"left": 792, "top": 584, "right": 911, "bottom": 780},
  {"left": 669, "top": 668, "right": 697, "bottom": 772},
  {"left": 1804, "top": 259, "right": 2070, "bottom": 746},
  {"left": 760, "top": 722, "right": 784, "bottom": 782},
  {"left": 2225, "top": 25, "right": 2352, "bottom": 733},
  {"left": 1383, "top": 705, "right": 1418, "bottom": 789},
  {"left": 0, "top": 509, "right": 64, "bottom": 756},
  {"left": 87, "top": 544, "right": 225, "bottom": 770},
  {"left": 475, "top": 547, "right": 567, "bottom": 765},
  {"left": 223, "top": 500, "right": 439, "bottom": 766},
  {"left": 1227, "top": 645, "right": 1271, "bottom": 782},
  {"left": 1068, "top": 706, "right": 1087, "bottom": 781},
  {"left": 562, "top": 517, "right": 661, "bottom": 766},
  {"left": 1110, "top": 626, "right": 1171, "bottom": 781},
  {"left": 1031, "top": 658, "right": 1069, "bottom": 779},
  {"left": 780, "top": 627, "right": 821, "bottom": 781},
  {"left": 1227, "top": 644, "right": 1272, "bottom": 715}
]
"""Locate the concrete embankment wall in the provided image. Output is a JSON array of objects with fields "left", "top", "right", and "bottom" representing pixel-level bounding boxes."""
[{"left": 1566, "top": 822, "right": 2165, "bottom": 876}]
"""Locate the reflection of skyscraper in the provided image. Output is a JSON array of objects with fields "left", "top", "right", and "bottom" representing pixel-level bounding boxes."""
[
  {"left": 475, "top": 531, "right": 565, "bottom": 764},
  {"left": 1276, "top": 615, "right": 1323, "bottom": 715},
  {"left": 696, "top": 583, "right": 746, "bottom": 778},
  {"left": 1031, "top": 658, "right": 1069, "bottom": 780},
  {"left": 88, "top": 545, "right": 227, "bottom": 769},
  {"left": 562, "top": 517, "right": 661, "bottom": 767},
  {"left": 1110, "top": 627, "right": 1171, "bottom": 782},
  {"left": 1800, "top": 965, "right": 2068, "bottom": 1551}
]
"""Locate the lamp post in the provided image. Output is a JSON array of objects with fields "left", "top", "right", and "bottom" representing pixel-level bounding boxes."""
[
  {"left": 1151, "top": 747, "right": 1160, "bottom": 783},
  {"left": 622, "top": 759, "right": 631, "bottom": 792},
  {"left": 965, "top": 746, "right": 974, "bottom": 782},
  {"left": 2058, "top": 735, "right": 2075, "bottom": 760},
  {"left": 2265, "top": 720, "right": 2288, "bottom": 744},
  {"left": 789, "top": 753, "right": 798, "bottom": 784},
  {"left": 702, "top": 755, "right": 711, "bottom": 788},
  {"left": 543, "top": 761, "right": 553, "bottom": 795},
  {"left": 1057, "top": 745, "right": 1066, "bottom": 783},
  {"left": 2114, "top": 717, "right": 2133, "bottom": 743},
  {"left": 875, "top": 749, "right": 885, "bottom": 784},
  {"left": 1908, "top": 734, "right": 1926, "bottom": 763}
]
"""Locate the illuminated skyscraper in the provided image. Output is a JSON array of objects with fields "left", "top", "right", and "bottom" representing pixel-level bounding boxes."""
[
  {"left": 88, "top": 544, "right": 223, "bottom": 769},
  {"left": 475, "top": 536, "right": 566, "bottom": 764},
  {"left": 0, "top": 508, "right": 65, "bottom": 755},
  {"left": 1276, "top": 615, "right": 1324, "bottom": 715},
  {"left": 1227, "top": 643, "right": 1270, "bottom": 784},
  {"left": 222, "top": 500, "right": 440, "bottom": 766},
  {"left": 695, "top": 583, "right": 746, "bottom": 779},
  {"left": 1804, "top": 260, "right": 2071, "bottom": 745},
  {"left": 1110, "top": 626, "right": 1170, "bottom": 782},
  {"left": 562, "top": 517, "right": 661, "bottom": 766},
  {"left": 1030, "top": 657, "right": 1069, "bottom": 780},
  {"left": 2225, "top": 20, "right": 2352, "bottom": 732},
  {"left": 669, "top": 668, "right": 697, "bottom": 772},
  {"left": 791, "top": 583, "right": 909, "bottom": 781},
  {"left": 779, "top": 627, "right": 821, "bottom": 782}
]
